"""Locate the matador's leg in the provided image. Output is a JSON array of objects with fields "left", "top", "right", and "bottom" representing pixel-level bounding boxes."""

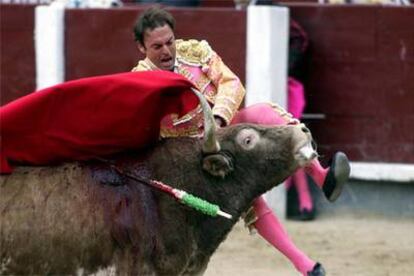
[
  {"left": 244, "top": 197, "right": 325, "bottom": 276},
  {"left": 232, "top": 102, "right": 350, "bottom": 275}
]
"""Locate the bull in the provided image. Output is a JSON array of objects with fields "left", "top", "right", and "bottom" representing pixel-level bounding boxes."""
[{"left": 0, "top": 89, "right": 316, "bottom": 275}]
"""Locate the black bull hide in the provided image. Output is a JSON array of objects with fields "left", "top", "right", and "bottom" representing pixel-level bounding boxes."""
[{"left": 0, "top": 123, "right": 314, "bottom": 275}]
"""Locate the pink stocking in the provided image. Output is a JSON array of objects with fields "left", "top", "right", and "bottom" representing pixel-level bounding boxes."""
[
  {"left": 293, "top": 168, "right": 313, "bottom": 211},
  {"left": 252, "top": 196, "right": 316, "bottom": 275},
  {"left": 304, "top": 159, "right": 328, "bottom": 189}
]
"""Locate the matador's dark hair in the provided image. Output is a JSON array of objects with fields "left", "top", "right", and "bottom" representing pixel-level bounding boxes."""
[{"left": 134, "top": 6, "right": 176, "bottom": 45}]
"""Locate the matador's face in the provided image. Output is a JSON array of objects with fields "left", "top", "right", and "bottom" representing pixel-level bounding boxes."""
[{"left": 138, "top": 24, "right": 176, "bottom": 71}]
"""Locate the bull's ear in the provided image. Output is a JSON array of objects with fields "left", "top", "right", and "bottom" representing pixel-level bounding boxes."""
[{"left": 202, "top": 154, "right": 233, "bottom": 179}]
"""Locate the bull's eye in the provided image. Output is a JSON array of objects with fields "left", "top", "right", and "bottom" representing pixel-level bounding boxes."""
[
  {"left": 245, "top": 137, "right": 251, "bottom": 145},
  {"left": 236, "top": 128, "right": 260, "bottom": 150}
]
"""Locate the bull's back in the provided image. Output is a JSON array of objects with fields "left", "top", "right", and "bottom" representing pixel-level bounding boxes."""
[{"left": 0, "top": 164, "right": 114, "bottom": 274}]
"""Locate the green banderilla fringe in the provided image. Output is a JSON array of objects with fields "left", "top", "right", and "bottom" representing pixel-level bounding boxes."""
[{"left": 181, "top": 193, "right": 220, "bottom": 217}]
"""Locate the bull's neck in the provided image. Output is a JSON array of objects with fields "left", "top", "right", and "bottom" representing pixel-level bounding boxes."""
[
  {"left": 186, "top": 176, "right": 272, "bottom": 258},
  {"left": 145, "top": 138, "right": 285, "bottom": 259}
]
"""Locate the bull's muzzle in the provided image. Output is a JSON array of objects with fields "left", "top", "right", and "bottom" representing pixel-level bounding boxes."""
[{"left": 293, "top": 124, "right": 318, "bottom": 166}]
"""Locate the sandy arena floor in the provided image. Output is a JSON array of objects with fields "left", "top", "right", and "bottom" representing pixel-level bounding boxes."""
[{"left": 204, "top": 214, "right": 414, "bottom": 276}]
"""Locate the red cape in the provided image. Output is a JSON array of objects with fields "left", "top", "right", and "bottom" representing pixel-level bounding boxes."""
[{"left": 0, "top": 71, "right": 199, "bottom": 173}]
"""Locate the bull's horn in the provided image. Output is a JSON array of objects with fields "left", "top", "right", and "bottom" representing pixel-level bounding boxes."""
[{"left": 190, "top": 88, "right": 220, "bottom": 153}]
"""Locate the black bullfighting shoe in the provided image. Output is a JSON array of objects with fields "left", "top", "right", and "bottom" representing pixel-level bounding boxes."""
[
  {"left": 323, "top": 152, "right": 350, "bottom": 202},
  {"left": 307, "top": 263, "right": 326, "bottom": 276},
  {"left": 297, "top": 208, "right": 315, "bottom": 221},
  {"left": 287, "top": 207, "right": 315, "bottom": 221}
]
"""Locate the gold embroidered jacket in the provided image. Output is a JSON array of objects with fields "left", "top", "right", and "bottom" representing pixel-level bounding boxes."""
[{"left": 132, "top": 39, "right": 246, "bottom": 137}]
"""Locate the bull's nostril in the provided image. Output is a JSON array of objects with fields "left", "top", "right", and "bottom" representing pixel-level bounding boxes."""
[{"left": 301, "top": 127, "right": 309, "bottom": 133}]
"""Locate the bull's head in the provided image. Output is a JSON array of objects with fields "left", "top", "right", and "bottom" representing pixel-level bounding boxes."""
[
  {"left": 191, "top": 88, "right": 317, "bottom": 179},
  {"left": 201, "top": 123, "right": 316, "bottom": 179}
]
